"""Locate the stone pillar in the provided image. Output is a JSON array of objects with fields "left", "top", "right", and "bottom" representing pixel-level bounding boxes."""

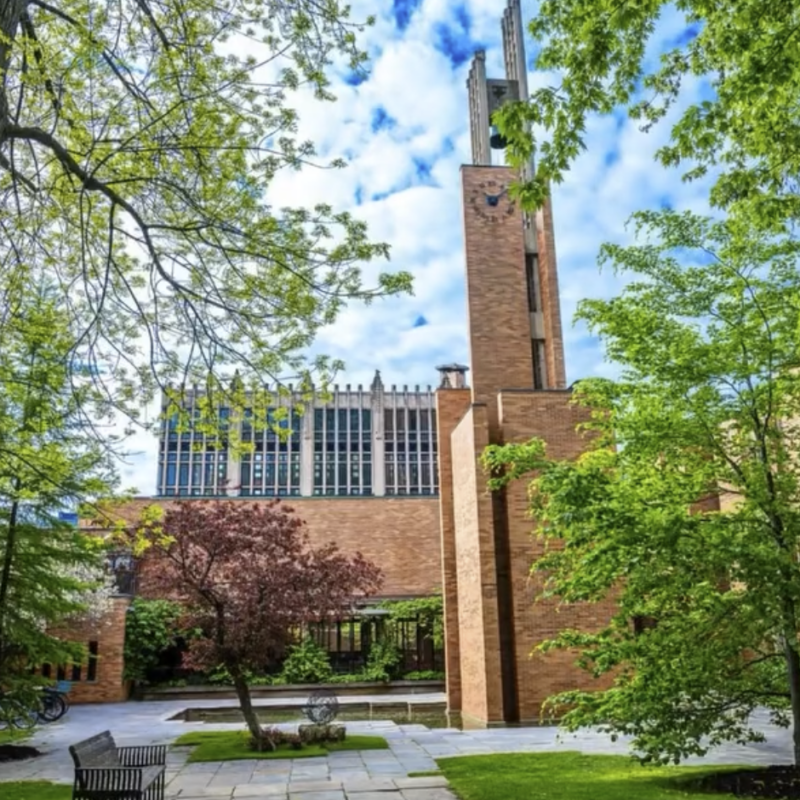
[
  {"left": 467, "top": 51, "right": 491, "bottom": 166},
  {"left": 300, "top": 403, "right": 314, "bottom": 496},
  {"left": 371, "top": 372, "right": 386, "bottom": 496}
]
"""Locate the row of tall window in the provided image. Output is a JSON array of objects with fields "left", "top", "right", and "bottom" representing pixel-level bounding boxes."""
[
  {"left": 313, "top": 408, "right": 372, "bottom": 495},
  {"left": 240, "top": 409, "right": 301, "bottom": 495},
  {"left": 158, "top": 404, "right": 439, "bottom": 496},
  {"left": 384, "top": 408, "right": 438, "bottom": 495}
]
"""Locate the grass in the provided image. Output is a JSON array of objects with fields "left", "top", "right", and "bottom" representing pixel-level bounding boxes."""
[
  {"left": 0, "top": 782, "right": 70, "bottom": 800},
  {"left": 0, "top": 728, "right": 31, "bottom": 745},
  {"left": 435, "top": 752, "right": 743, "bottom": 800},
  {"left": 173, "top": 730, "right": 389, "bottom": 762}
]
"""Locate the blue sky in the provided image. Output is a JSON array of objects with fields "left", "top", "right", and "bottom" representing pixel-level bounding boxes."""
[{"left": 121, "top": 0, "right": 717, "bottom": 493}]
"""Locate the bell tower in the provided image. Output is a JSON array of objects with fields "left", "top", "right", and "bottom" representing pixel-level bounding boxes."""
[
  {"left": 436, "top": 0, "right": 615, "bottom": 728},
  {"left": 465, "top": 0, "right": 566, "bottom": 395}
]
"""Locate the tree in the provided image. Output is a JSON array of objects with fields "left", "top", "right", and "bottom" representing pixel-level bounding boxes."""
[
  {"left": 0, "top": 280, "right": 119, "bottom": 710},
  {"left": 132, "top": 500, "right": 382, "bottom": 745},
  {"left": 497, "top": 0, "right": 800, "bottom": 230},
  {"left": 483, "top": 209, "right": 800, "bottom": 765},
  {"left": 0, "top": 0, "right": 412, "bottom": 426}
]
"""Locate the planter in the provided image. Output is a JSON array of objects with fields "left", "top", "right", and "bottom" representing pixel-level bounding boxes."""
[{"left": 139, "top": 679, "right": 444, "bottom": 702}]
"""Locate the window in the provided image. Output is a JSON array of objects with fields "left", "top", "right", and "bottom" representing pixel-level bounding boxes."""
[
  {"left": 525, "top": 253, "right": 540, "bottom": 312},
  {"left": 313, "top": 404, "right": 370, "bottom": 495},
  {"left": 87, "top": 641, "right": 99, "bottom": 681}
]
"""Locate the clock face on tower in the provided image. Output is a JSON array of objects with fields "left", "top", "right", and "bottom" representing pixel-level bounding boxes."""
[{"left": 468, "top": 181, "right": 516, "bottom": 222}]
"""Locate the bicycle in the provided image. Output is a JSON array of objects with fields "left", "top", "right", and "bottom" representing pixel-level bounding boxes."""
[
  {"left": 37, "top": 681, "right": 70, "bottom": 723},
  {"left": 0, "top": 690, "right": 38, "bottom": 731}
]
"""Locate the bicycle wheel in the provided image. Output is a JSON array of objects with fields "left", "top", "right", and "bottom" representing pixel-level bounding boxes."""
[
  {"left": 7, "top": 700, "right": 37, "bottom": 729},
  {"left": 38, "top": 692, "right": 66, "bottom": 723}
]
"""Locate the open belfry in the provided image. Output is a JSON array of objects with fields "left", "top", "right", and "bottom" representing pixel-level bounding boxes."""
[{"left": 436, "top": 0, "right": 615, "bottom": 727}]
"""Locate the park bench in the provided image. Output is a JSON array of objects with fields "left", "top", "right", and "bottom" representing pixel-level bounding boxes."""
[{"left": 68, "top": 731, "right": 167, "bottom": 800}]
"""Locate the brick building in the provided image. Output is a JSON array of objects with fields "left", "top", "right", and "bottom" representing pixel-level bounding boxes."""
[
  {"left": 64, "top": 0, "right": 612, "bottom": 718},
  {"left": 435, "top": 0, "right": 616, "bottom": 727}
]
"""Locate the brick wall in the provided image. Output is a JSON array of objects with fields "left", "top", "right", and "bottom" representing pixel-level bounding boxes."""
[
  {"left": 461, "top": 165, "right": 533, "bottom": 433},
  {"left": 435, "top": 387, "right": 472, "bottom": 712},
  {"left": 498, "top": 390, "right": 616, "bottom": 722},
  {"left": 86, "top": 496, "right": 442, "bottom": 599},
  {"left": 450, "top": 404, "right": 505, "bottom": 727},
  {"left": 48, "top": 596, "right": 131, "bottom": 704}
]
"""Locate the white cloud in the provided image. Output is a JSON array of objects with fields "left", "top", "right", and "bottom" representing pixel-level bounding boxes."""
[{"left": 119, "top": 0, "right": 715, "bottom": 495}]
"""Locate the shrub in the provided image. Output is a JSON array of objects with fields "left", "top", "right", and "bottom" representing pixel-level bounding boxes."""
[
  {"left": 123, "top": 599, "right": 185, "bottom": 683},
  {"left": 362, "top": 640, "right": 402, "bottom": 683},
  {"left": 380, "top": 594, "right": 444, "bottom": 648},
  {"left": 279, "top": 637, "right": 333, "bottom": 684},
  {"left": 248, "top": 674, "right": 275, "bottom": 686},
  {"left": 403, "top": 670, "right": 445, "bottom": 681},
  {"left": 329, "top": 672, "right": 368, "bottom": 684}
]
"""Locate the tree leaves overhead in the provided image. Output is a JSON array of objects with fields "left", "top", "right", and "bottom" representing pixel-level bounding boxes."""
[
  {"left": 498, "top": 0, "right": 800, "bottom": 228},
  {"left": 482, "top": 210, "right": 800, "bottom": 765},
  {"left": 0, "top": 0, "right": 412, "bottom": 422}
]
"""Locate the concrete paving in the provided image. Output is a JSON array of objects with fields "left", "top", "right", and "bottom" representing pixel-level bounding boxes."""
[{"left": 0, "top": 696, "right": 797, "bottom": 799}]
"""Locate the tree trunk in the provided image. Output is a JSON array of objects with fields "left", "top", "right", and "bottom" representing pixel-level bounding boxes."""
[
  {"left": 784, "top": 633, "right": 800, "bottom": 766},
  {"left": 0, "top": 494, "right": 21, "bottom": 664},
  {"left": 230, "top": 667, "right": 263, "bottom": 746},
  {"left": 0, "top": 0, "right": 25, "bottom": 130}
]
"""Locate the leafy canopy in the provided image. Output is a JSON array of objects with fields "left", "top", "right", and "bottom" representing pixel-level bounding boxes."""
[
  {"left": 483, "top": 210, "right": 800, "bottom": 764},
  {"left": 497, "top": 0, "right": 800, "bottom": 230},
  {"left": 0, "top": 0, "right": 412, "bottom": 427},
  {"left": 0, "top": 281, "right": 119, "bottom": 699}
]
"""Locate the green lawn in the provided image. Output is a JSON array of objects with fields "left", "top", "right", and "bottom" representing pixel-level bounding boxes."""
[
  {"left": 173, "top": 729, "right": 388, "bottom": 762},
  {"left": 0, "top": 728, "right": 31, "bottom": 745},
  {"left": 436, "top": 752, "right": 741, "bottom": 800},
  {"left": 0, "top": 782, "right": 70, "bottom": 800}
]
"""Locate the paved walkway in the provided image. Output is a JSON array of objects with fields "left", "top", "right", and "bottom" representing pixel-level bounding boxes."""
[{"left": 1, "top": 696, "right": 797, "bottom": 799}]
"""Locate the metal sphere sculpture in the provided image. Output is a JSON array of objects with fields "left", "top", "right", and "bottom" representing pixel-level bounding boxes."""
[{"left": 302, "top": 688, "right": 339, "bottom": 725}]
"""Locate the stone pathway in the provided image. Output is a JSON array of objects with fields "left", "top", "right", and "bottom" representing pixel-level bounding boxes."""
[{"left": 1, "top": 696, "right": 797, "bottom": 799}]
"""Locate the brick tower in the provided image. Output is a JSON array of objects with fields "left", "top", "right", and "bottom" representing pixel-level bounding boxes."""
[{"left": 436, "top": 0, "right": 614, "bottom": 727}]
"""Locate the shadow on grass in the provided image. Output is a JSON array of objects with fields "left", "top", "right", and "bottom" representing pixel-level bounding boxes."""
[{"left": 436, "top": 752, "right": 755, "bottom": 800}]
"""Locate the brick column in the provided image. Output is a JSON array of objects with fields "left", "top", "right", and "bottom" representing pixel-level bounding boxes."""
[
  {"left": 435, "top": 387, "right": 472, "bottom": 713},
  {"left": 451, "top": 404, "right": 505, "bottom": 726}
]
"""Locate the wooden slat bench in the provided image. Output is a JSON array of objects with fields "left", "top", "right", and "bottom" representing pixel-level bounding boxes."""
[{"left": 69, "top": 731, "right": 167, "bottom": 800}]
